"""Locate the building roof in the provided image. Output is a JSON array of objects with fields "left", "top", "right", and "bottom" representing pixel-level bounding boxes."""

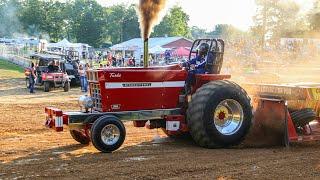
[{"left": 110, "top": 36, "right": 191, "bottom": 50}]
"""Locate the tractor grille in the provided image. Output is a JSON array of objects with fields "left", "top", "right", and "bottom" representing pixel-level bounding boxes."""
[
  {"left": 90, "top": 83, "right": 102, "bottom": 111},
  {"left": 87, "top": 71, "right": 99, "bottom": 82}
]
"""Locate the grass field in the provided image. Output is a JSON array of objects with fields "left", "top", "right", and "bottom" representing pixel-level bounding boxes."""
[{"left": 0, "top": 59, "right": 24, "bottom": 78}]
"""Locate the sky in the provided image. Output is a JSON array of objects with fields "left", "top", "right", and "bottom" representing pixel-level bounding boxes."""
[{"left": 98, "top": 0, "right": 314, "bottom": 31}]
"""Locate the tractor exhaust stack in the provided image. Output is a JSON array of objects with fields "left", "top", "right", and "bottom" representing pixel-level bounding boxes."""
[{"left": 143, "top": 38, "right": 149, "bottom": 68}]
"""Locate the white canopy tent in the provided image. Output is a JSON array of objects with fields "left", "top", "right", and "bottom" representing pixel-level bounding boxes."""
[
  {"left": 149, "top": 45, "right": 169, "bottom": 54},
  {"left": 47, "top": 39, "right": 92, "bottom": 60}
]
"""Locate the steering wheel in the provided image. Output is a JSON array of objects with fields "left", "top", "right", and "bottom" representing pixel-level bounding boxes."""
[{"left": 181, "top": 61, "right": 193, "bottom": 71}]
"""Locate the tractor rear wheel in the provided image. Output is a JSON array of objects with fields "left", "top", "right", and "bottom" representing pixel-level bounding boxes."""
[
  {"left": 64, "top": 81, "right": 70, "bottom": 92},
  {"left": 44, "top": 82, "right": 50, "bottom": 92},
  {"left": 91, "top": 115, "right": 126, "bottom": 153},
  {"left": 290, "top": 108, "right": 316, "bottom": 128},
  {"left": 70, "top": 130, "right": 90, "bottom": 145},
  {"left": 187, "top": 80, "right": 252, "bottom": 148}
]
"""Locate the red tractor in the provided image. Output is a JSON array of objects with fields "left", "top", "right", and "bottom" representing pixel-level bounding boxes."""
[{"left": 45, "top": 39, "right": 254, "bottom": 152}]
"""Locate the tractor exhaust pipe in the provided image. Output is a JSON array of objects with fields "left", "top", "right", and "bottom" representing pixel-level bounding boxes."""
[{"left": 143, "top": 38, "right": 148, "bottom": 68}]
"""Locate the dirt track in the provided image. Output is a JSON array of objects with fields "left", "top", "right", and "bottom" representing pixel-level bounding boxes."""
[{"left": 1, "top": 64, "right": 320, "bottom": 179}]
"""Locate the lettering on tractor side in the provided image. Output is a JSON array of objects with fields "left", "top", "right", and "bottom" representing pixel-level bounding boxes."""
[
  {"left": 110, "top": 73, "right": 121, "bottom": 78},
  {"left": 122, "top": 83, "right": 152, "bottom": 87}
]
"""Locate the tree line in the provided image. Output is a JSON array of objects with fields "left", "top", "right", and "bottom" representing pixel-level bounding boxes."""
[
  {"left": 0, "top": 0, "right": 191, "bottom": 47},
  {"left": 0, "top": 0, "right": 319, "bottom": 48}
]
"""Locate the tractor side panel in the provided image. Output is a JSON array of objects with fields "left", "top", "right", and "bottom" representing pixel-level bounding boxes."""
[
  {"left": 100, "top": 69, "right": 187, "bottom": 112},
  {"left": 162, "top": 70, "right": 187, "bottom": 108}
]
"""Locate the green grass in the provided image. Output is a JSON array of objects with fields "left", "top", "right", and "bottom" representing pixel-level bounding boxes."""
[
  {"left": 0, "top": 59, "right": 24, "bottom": 72},
  {"left": 0, "top": 59, "right": 24, "bottom": 79}
]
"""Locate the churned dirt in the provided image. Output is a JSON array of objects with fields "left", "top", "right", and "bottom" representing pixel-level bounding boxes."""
[{"left": 1, "top": 61, "right": 320, "bottom": 179}]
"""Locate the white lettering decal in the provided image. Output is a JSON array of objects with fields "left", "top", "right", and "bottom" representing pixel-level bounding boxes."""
[{"left": 110, "top": 73, "right": 121, "bottom": 78}]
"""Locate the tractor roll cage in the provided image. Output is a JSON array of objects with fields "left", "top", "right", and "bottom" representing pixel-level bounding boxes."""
[
  {"left": 188, "top": 39, "right": 225, "bottom": 60},
  {"left": 188, "top": 39, "right": 225, "bottom": 74}
]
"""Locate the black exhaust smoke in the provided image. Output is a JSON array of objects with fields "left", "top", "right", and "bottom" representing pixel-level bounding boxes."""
[{"left": 138, "top": 0, "right": 166, "bottom": 68}]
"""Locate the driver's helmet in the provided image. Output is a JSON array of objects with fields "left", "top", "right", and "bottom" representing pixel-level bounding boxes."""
[{"left": 197, "top": 43, "right": 209, "bottom": 56}]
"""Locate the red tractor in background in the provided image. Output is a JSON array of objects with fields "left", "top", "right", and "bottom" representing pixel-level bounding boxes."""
[{"left": 45, "top": 39, "right": 254, "bottom": 152}]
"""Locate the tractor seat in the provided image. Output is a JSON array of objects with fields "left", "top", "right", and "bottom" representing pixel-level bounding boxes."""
[
  {"left": 205, "top": 51, "right": 223, "bottom": 74},
  {"left": 205, "top": 51, "right": 216, "bottom": 74}
]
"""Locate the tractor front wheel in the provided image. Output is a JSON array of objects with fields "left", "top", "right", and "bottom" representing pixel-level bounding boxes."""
[
  {"left": 70, "top": 130, "right": 90, "bottom": 145},
  {"left": 64, "top": 81, "right": 70, "bottom": 92},
  {"left": 44, "top": 82, "right": 50, "bottom": 92},
  {"left": 90, "top": 115, "right": 126, "bottom": 153},
  {"left": 187, "top": 80, "right": 252, "bottom": 148}
]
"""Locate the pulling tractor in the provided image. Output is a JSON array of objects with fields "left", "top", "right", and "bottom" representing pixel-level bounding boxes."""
[{"left": 44, "top": 39, "right": 320, "bottom": 152}]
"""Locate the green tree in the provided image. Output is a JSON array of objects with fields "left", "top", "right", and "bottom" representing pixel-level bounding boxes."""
[
  {"left": 20, "top": 0, "right": 46, "bottom": 36},
  {"left": 0, "top": 0, "right": 22, "bottom": 37},
  {"left": 310, "top": 1, "right": 320, "bottom": 32},
  {"left": 42, "top": 1, "right": 69, "bottom": 42},
  {"left": 122, "top": 5, "right": 140, "bottom": 41},
  {"left": 252, "top": 0, "right": 305, "bottom": 46},
  {"left": 210, "top": 24, "right": 245, "bottom": 40},
  {"left": 105, "top": 4, "right": 126, "bottom": 44},
  {"left": 68, "top": 0, "right": 106, "bottom": 47},
  {"left": 106, "top": 4, "right": 140, "bottom": 44},
  {"left": 273, "top": 0, "right": 304, "bottom": 38},
  {"left": 153, "top": 6, "right": 191, "bottom": 38},
  {"left": 252, "top": 0, "right": 279, "bottom": 47},
  {"left": 190, "top": 26, "right": 208, "bottom": 39}
]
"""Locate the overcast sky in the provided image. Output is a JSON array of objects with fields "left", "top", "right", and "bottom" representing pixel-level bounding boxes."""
[{"left": 97, "top": 0, "right": 314, "bottom": 31}]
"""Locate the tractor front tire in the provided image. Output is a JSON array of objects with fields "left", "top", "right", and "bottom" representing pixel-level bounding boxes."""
[
  {"left": 44, "top": 82, "right": 50, "bottom": 92},
  {"left": 64, "top": 81, "right": 70, "bottom": 92},
  {"left": 187, "top": 80, "right": 252, "bottom": 148},
  {"left": 91, "top": 115, "right": 126, "bottom": 153},
  {"left": 70, "top": 130, "right": 90, "bottom": 145}
]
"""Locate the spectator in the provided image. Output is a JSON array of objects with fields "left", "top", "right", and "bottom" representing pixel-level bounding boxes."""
[
  {"left": 78, "top": 64, "right": 87, "bottom": 92},
  {"left": 112, "top": 56, "right": 117, "bottom": 67},
  {"left": 132, "top": 57, "right": 136, "bottom": 67},
  {"left": 29, "top": 62, "right": 36, "bottom": 93}
]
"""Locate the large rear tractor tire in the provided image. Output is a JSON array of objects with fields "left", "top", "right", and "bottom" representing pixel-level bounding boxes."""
[
  {"left": 64, "top": 81, "right": 70, "bottom": 92},
  {"left": 44, "top": 82, "right": 50, "bottom": 92},
  {"left": 70, "top": 130, "right": 90, "bottom": 145},
  {"left": 91, "top": 115, "right": 126, "bottom": 153},
  {"left": 187, "top": 80, "right": 253, "bottom": 148},
  {"left": 290, "top": 108, "right": 316, "bottom": 128}
]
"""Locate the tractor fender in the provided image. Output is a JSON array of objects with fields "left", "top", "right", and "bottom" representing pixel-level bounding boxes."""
[
  {"left": 83, "top": 114, "right": 104, "bottom": 124},
  {"left": 83, "top": 114, "right": 121, "bottom": 124}
]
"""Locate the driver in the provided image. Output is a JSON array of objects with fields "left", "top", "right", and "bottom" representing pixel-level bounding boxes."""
[
  {"left": 187, "top": 42, "right": 209, "bottom": 74},
  {"left": 47, "top": 61, "right": 55, "bottom": 72},
  {"left": 53, "top": 61, "right": 60, "bottom": 72},
  {"left": 184, "top": 43, "right": 209, "bottom": 91}
]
